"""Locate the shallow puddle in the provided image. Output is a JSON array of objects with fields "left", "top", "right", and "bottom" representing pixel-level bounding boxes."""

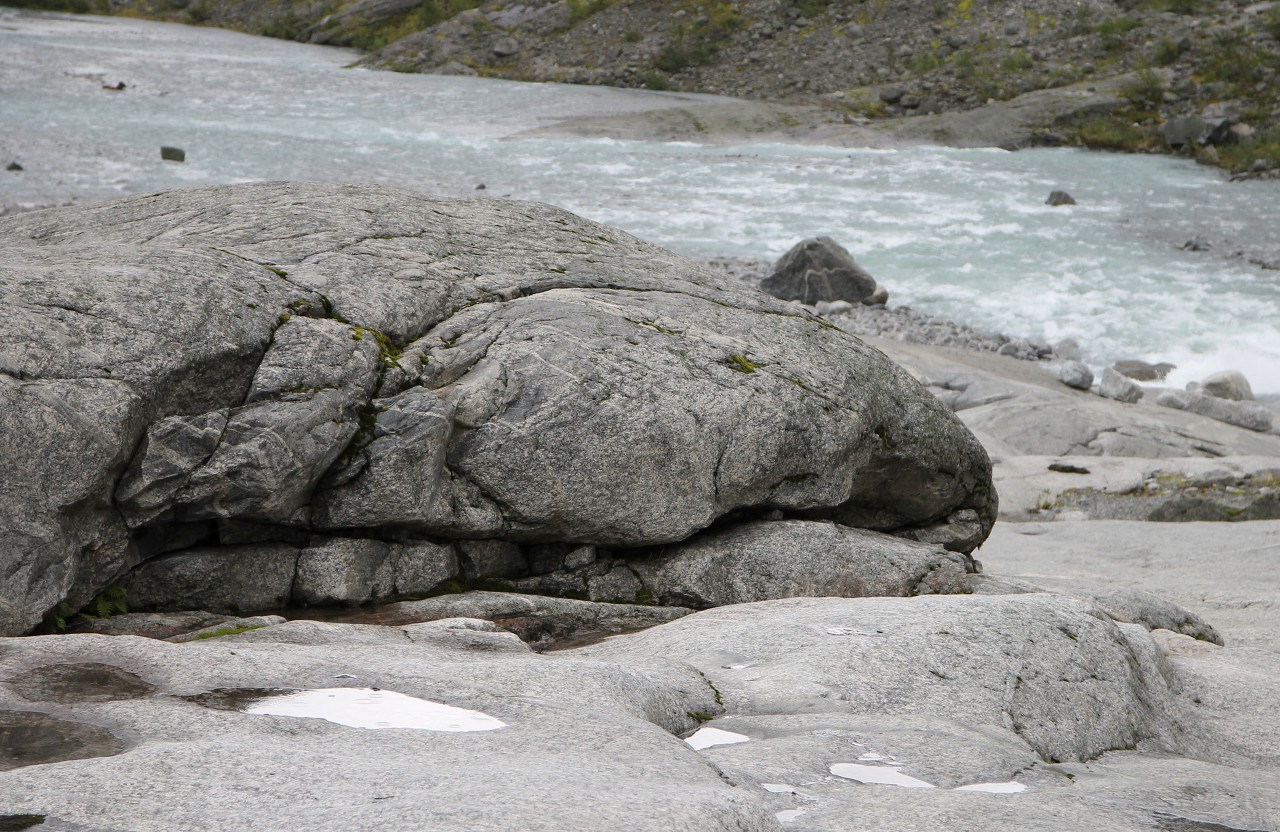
[
  {"left": 684, "top": 726, "right": 751, "bottom": 750},
  {"left": 776, "top": 809, "right": 806, "bottom": 823},
  {"left": 6, "top": 663, "right": 156, "bottom": 703},
  {"left": 829, "top": 763, "right": 936, "bottom": 788},
  {"left": 194, "top": 687, "right": 505, "bottom": 732},
  {"left": 0, "top": 711, "right": 124, "bottom": 770}
]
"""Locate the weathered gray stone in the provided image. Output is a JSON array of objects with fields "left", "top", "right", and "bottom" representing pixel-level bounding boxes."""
[
  {"left": 868, "top": 335, "right": 1280, "bottom": 460},
  {"left": 0, "top": 241, "right": 312, "bottom": 635},
  {"left": 393, "top": 540, "right": 461, "bottom": 597},
  {"left": 0, "top": 183, "right": 996, "bottom": 634},
  {"left": 294, "top": 537, "right": 458, "bottom": 605},
  {"left": 337, "top": 285, "right": 991, "bottom": 549},
  {"left": 122, "top": 544, "right": 299, "bottom": 615},
  {"left": 1100, "top": 367, "right": 1144, "bottom": 403},
  {"left": 580, "top": 594, "right": 1188, "bottom": 764},
  {"left": 1160, "top": 114, "right": 1213, "bottom": 148},
  {"left": 335, "top": 590, "right": 691, "bottom": 650},
  {"left": 158, "top": 317, "right": 382, "bottom": 524},
  {"left": 456, "top": 539, "right": 527, "bottom": 580},
  {"left": 491, "top": 36, "right": 519, "bottom": 58},
  {"left": 116, "top": 410, "right": 229, "bottom": 527},
  {"left": 1157, "top": 390, "right": 1273, "bottom": 433},
  {"left": 1113, "top": 360, "right": 1175, "bottom": 382},
  {"left": 294, "top": 538, "right": 397, "bottom": 606},
  {"left": 629, "top": 520, "right": 970, "bottom": 609},
  {"left": 970, "top": 575, "right": 1223, "bottom": 645},
  {"left": 313, "top": 386, "right": 455, "bottom": 528},
  {"left": 74, "top": 610, "right": 230, "bottom": 640},
  {"left": 0, "top": 627, "right": 769, "bottom": 831},
  {"left": 991, "top": 454, "right": 1280, "bottom": 523},
  {"left": 863, "top": 284, "right": 889, "bottom": 305},
  {"left": 1199, "top": 370, "right": 1255, "bottom": 402},
  {"left": 1058, "top": 359, "right": 1093, "bottom": 390},
  {"left": 759, "top": 236, "right": 878, "bottom": 305}
]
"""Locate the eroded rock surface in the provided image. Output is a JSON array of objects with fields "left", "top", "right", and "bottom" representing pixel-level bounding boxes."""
[
  {"left": 3, "top": 568, "right": 1276, "bottom": 832},
  {"left": 0, "top": 182, "right": 996, "bottom": 634}
]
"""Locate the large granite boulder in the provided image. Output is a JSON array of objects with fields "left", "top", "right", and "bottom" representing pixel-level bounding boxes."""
[{"left": 0, "top": 183, "right": 995, "bottom": 635}]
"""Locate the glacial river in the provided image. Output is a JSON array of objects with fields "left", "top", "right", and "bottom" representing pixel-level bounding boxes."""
[{"left": 2, "top": 8, "right": 1278, "bottom": 392}]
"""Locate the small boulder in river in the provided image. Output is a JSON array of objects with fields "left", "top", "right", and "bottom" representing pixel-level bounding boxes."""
[
  {"left": 0, "top": 182, "right": 996, "bottom": 635},
  {"left": 760, "top": 236, "right": 880, "bottom": 306},
  {"left": 1045, "top": 190, "right": 1076, "bottom": 206},
  {"left": 1099, "top": 367, "right": 1144, "bottom": 404},
  {"left": 1113, "top": 359, "right": 1175, "bottom": 381},
  {"left": 1058, "top": 359, "right": 1094, "bottom": 390},
  {"left": 5, "top": 162, "right": 21, "bottom": 172},
  {"left": 1198, "top": 370, "right": 1254, "bottom": 402},
  {"left": 160, "top": 146, "right": 185, "bottom": 162},
  {"left": 1156, "top": 389, "right": 1273, "bottom": 433}
]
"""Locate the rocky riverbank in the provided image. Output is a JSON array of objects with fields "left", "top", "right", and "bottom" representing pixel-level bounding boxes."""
[
  {"left": 2, "top": 183, "right": 1280, "bottom": 831},
  {"left": 18, "top": 0, "right": 1278, "bottom": 175}
]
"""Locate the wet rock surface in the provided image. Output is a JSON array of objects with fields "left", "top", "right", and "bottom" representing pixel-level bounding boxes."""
[
  {"left": 7, "top": 662, "right": 157, "bottom": 703},
  {"left": 322, "top": 591, "right": 691, "bottom": 651},
  {"left": 0, "top": 182, "right": 998, "bottom": 636},
  {"left": 0, "top": 711, "right": 124, "bottom": 772}
]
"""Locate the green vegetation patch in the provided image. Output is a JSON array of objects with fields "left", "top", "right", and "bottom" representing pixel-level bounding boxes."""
[
  {"left": 190, "top": 624, "right": 267, "bottom": 640},
  {"left": 1073, "top": 113, "right": 1160, "bottom": 151},
  {"left": 344, "top": 0, "right": 487, "bottom": 52},
  {"left": 566, "top": 0, "right": 610, "bottom": 25},
  {"left": 85, "top": 584, "right": 128, "bottom": 619},
  {"left": 1095, "top": 16, "right": 1141, "bottom": 51},
  {"left": 1153, "top": 38, "right": 1181, "bottom": 67},
  {"left": 787, "top": 0, "right": 831, "bottom": 19},
  {"left": 725, "top": 354, "right": 762, "bottom": 373},
  {"left": 1122, "top": 69, "right": 1165, "bottom": 109},
  {"left": 4, "top": 0, "right": 108, "bottom": 10},
  {"left": 1218, "top": 126, "right": 1280, "bottom": 174}
]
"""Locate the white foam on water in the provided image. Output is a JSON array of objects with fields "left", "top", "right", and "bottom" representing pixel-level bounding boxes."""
[
  {"left": 829, "top": 763, "right": 936, "bottom": 788},
  {"left": 243, "top": 687, "right": 506, "bottom": 732},
  {"left": 956, "top": 781, "right": 1028, "bottom": 794},
  {"left": 685, "top": 727, "right": 752, "bottom": 750}
]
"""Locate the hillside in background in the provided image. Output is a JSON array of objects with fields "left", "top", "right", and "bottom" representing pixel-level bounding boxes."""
[{"left": 8, "top": 0, "right": 1280, "bottom": 172}]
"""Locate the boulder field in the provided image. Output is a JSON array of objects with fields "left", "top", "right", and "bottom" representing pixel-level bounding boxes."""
[{"left": 3, "top": 183, "right": 1278, "bottom": 832}]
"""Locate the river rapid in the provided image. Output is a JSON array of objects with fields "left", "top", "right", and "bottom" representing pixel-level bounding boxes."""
[{"left": 2, "top": 8, "right": 1278, "bottom": 392}]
